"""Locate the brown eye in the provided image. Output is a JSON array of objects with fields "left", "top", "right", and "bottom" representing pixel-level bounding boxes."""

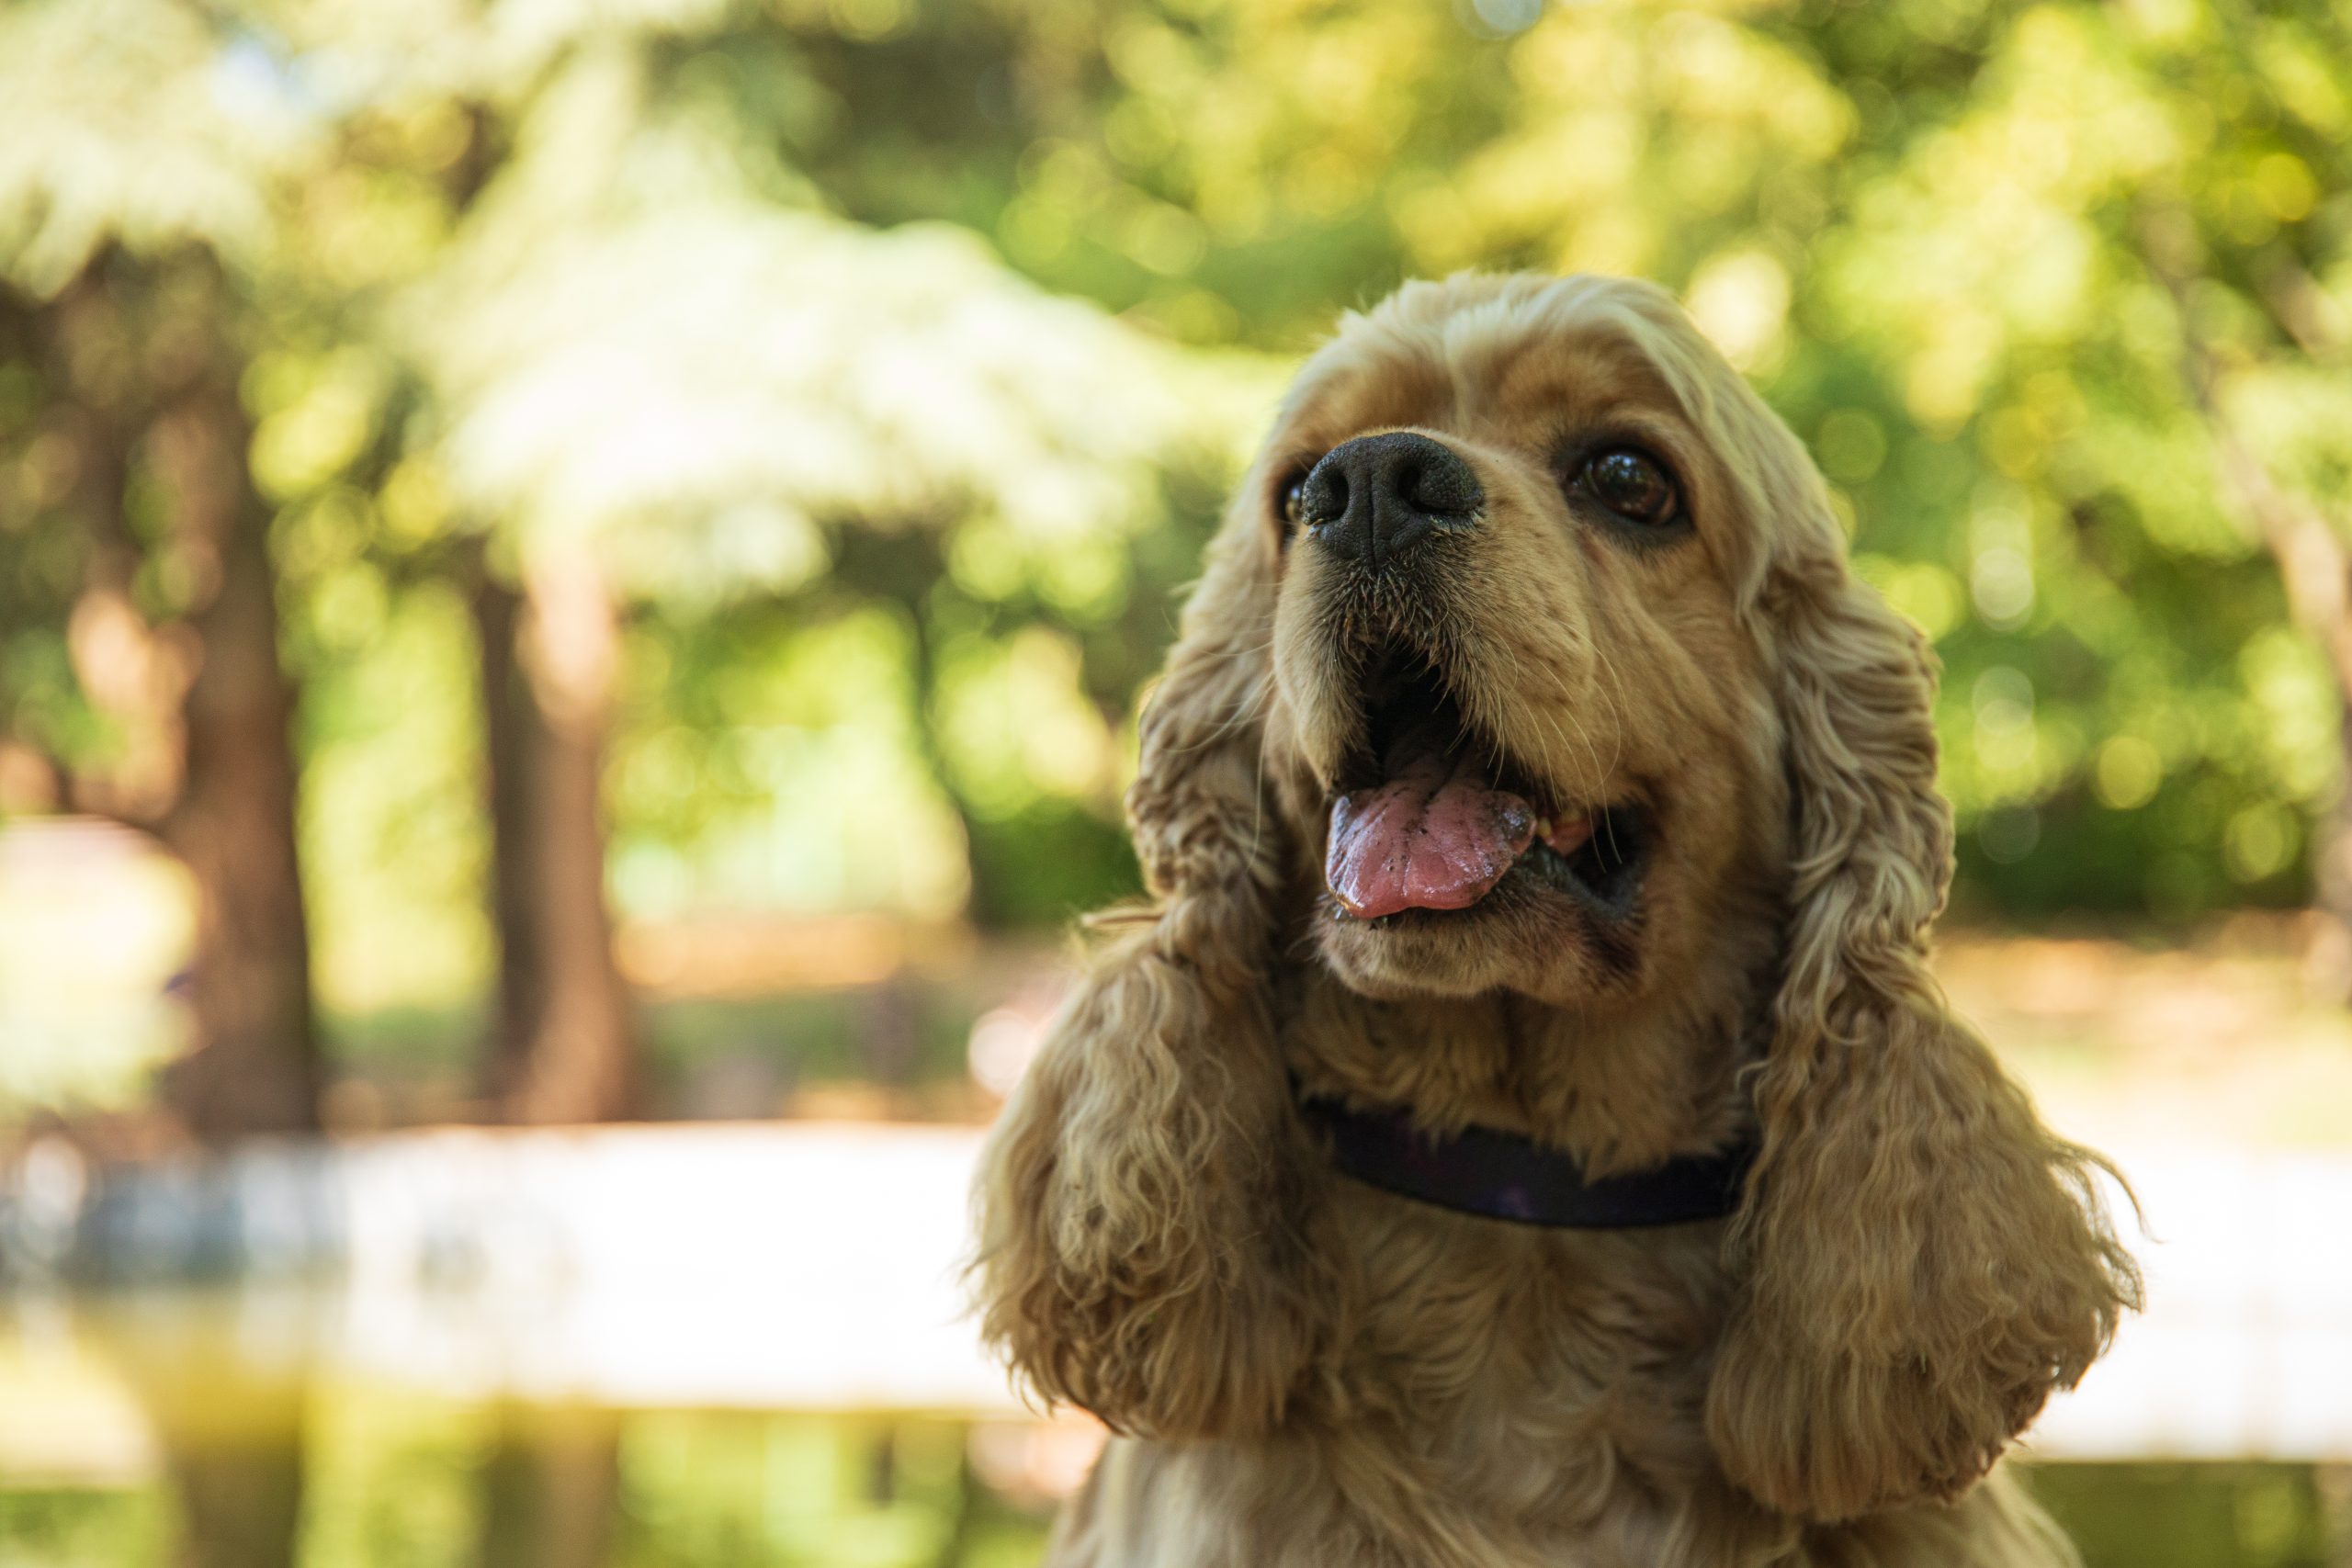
[
  {"left": 1277, "top": 467, "right": 1312, "bottom": 534},
  {"left": 1581, "top": 448, "right": 1679, "bottom": 526}
]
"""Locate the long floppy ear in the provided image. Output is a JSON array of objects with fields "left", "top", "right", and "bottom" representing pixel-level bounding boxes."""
[
  {"left": 1126, "top": 502, "right": 1289, "bottom": 933},
  {"left": 1702, "top": 400, "right": 2141, "bottom": 1520},
  {"left": 970, "top": 496, "right": 1327, "bottom": 1438}
]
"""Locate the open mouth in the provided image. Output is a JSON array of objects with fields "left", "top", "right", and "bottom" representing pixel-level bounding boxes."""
[{"left": 1324, "top": 643, "right": 1650, "bottom": 924}]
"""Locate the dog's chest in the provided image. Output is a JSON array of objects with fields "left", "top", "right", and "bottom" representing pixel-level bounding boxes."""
[
  {"left": 1048, "top": 1202, "right": 1745, "bottom": 1568},
  {"left": 1332, "top": 1188, "right": 1732, "bottom": 1516}
]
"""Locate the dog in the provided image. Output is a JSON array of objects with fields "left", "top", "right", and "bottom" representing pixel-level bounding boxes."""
[{"left": 971, "top": 272, "right": 2139, "bottom": 1566}]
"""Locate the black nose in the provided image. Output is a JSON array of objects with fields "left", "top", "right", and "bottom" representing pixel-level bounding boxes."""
[{"left": 1299, "top": 432, "right": 1483, "bottom": 566}]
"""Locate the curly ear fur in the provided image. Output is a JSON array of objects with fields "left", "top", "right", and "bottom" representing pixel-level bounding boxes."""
[
  {"left": 1704, "top": 416, "right": 2142, "bottom": 1519},
  {"left": 970, "top": 513, "right": 1329, "bottom": 1438}
]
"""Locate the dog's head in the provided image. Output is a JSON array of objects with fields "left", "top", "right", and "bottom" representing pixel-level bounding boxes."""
[
  {"left": 1140, "top": 274, "right": 1905, "bottom": 1019},
  {"left": 1123, "top": 272, "right": 2135, "bottom": 1520},
  {"left": 1255, "top": 276, "right": 1812, "bottom": 1010}
]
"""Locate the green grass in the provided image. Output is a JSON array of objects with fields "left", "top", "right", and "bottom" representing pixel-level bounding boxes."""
[
  {"left": 5, "top": 1450, "right": 2346, "bottom": 1568},
  {"left": 2027, "top": 1462, "right": 2352, "bottom": 1568}
]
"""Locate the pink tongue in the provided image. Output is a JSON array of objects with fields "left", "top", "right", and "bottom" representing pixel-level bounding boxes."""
[{"left": 1326, "top": 738, "right": 1536, "bottom": 920}]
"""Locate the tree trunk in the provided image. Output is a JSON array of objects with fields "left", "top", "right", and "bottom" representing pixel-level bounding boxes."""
[
  {"left": 2206, "top": 436, "right": 2352, "bottom": 998},
  {"left": 40, "top": 259, "right": 186, "bottom": 822},
  {"left": 825, "top": 528, "right": 1003, "bottom": 921},
  {"left": 169, "top": 1432, "right": 308, "bottom": 1568},
  {"left": 474, "top": 1406, "right": 622, "bottom": 1568},
  {"left": 2315, "top": 688, "right": 2352, "bottom": 996},
  {"left": 2141, "top": 214, "right": 2352, "bottom": 999},
  {"left": 475, "top": 549, "right": 637, "bottom": 1123},
  {"left": 149, "top": 340, "right": 321, "bottom": 1140},
  {"left": 472, "top": 560, "right": 549, "bottom": 1101},
  {"left": 115, "top": 1279, "right": 311, "bottom": 1568}
]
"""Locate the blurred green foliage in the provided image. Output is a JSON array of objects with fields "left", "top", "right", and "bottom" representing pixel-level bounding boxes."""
[
  {"left": 806, "top": 0, "right": 2352, "bottom": 923},
  {"left": 0, "top": 1406, "right": 1056, "bottom": 1568},
  {"left": 0, "top": 1426, "right": 2345, "bottom": 1568},
  {"left": 4, "top": 0, "right": 2352, "bottom": 1028},
  {"left": 2027, "top": 1462, "right": 2352, "bottom": 1568}
]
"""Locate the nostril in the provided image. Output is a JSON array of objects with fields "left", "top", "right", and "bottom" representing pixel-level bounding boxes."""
[
  {"left": 1394, "top": 459, "right": 1425, "bottom": 510},
  {"left": 1301, "top": 462, "right": 1350, "bottom": 529},
  {"left": 1398, "top": 449, "right": 1480, "bottom": 518}
]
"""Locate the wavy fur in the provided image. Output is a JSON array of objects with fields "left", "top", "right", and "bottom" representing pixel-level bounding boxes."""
[
  {"left": 971, "top": 272, "right": 2139, "bottom": 1565},
  {"left": 1702, "top": 394, "right": 2141, "bottom": 1519}
]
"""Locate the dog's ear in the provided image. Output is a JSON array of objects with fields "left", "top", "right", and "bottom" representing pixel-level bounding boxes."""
[
  {"left": 1699, "top": 389, "right": 2140, "bottom": 1520},
  {"left": 971, "top": 492, "right": 1322, "bottom": 1437},
  {"left": 1126, "top": 496, "right": 1290, "bottom": 961}
]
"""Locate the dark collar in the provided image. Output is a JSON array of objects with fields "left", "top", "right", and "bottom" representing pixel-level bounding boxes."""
[{"left": 1299, "top": 1092, "right": 1756, "bottom": 1229}]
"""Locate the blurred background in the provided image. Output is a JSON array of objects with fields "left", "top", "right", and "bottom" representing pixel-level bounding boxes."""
[{"left": 2, "top": 0, "right": 2351, "bottom": 1562}]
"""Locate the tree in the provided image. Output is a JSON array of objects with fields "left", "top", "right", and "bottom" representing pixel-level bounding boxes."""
[
  {"left": 388, "top": 30, "right": 1251, "bottom": 1023},
  {"left": 0, "top": 0, "right": 321, "bottom": 1138},
  {"left": 243, "top": 1, "right": 1257, "bottom": 1107},
  {"left": 804, "top": 0, "right": 2352, "bottom": 942}
]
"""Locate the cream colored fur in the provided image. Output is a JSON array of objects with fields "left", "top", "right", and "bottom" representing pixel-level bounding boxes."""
[{"left": 971, "top": 273, "right": 2140, "bottom": 1566}]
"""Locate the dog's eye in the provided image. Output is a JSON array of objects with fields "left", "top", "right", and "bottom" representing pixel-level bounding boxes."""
[
  {"left": 1277, "top": 467, "right": 1313, "bottom": 536},
  {"left": 1580, "top": 448, "right": 1680, "bottom": 527}
]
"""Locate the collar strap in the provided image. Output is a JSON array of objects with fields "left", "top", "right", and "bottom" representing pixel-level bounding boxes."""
[{"left": 1299, "top": 1092, "right": 1756, "bottom": 1229}]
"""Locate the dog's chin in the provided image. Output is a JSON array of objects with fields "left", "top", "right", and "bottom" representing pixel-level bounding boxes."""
[{"left": 1317, "top": 864, "right": 1646, "bottom": 1010}]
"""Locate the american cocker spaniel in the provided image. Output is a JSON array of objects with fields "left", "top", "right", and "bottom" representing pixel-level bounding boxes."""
[{"left": 972, "top": 273, "right": 2140, "bottom": 1567}]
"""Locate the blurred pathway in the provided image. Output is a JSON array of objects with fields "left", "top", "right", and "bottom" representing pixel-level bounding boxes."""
[
  {"left": 2030, "top": 1145, "right": 2352, "bottom": 1460},
  {"left": 6, "top": 1122, "right": 2346, "bottom": 1461}
]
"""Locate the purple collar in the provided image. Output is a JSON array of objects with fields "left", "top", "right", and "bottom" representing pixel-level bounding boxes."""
[{"left": 1299, "top": 1093, "right": 1756, "bottom": 1228}]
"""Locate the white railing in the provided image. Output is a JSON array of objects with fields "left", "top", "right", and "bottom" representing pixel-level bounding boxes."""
[{"left": 4, "top": 1124, "right": 2348, "bottom": 1464}]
